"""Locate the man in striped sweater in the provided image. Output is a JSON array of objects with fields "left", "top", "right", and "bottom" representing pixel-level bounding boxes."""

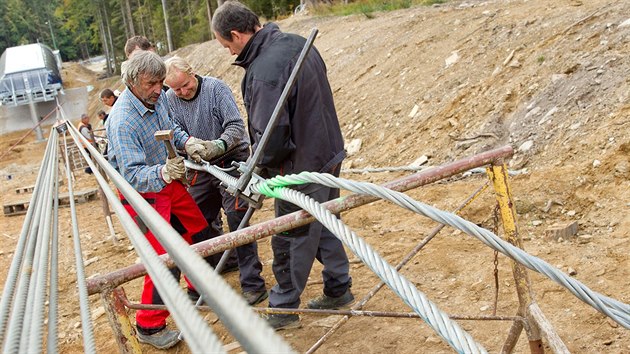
[{"left": 164, "top": 56, "right": 268, "bottom": 306}]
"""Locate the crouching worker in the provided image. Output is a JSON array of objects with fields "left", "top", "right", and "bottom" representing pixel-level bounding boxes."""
[{"left": 106, "top": 50, "right": 218, "bottom": 349}]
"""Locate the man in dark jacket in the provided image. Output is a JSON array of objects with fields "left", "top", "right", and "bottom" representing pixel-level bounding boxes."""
[{"left": 213, "top": 0, "right": 353, "bottom": 330}]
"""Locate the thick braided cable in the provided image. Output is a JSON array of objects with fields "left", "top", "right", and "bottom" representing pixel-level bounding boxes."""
[
  {"left": 253, "top": 184, "right": 487, "bottom": 354},
  {"left": 69, "top": 122, "right": 294, "bottom": 354},
  {"left": 260, "top": 172, "right": 630, "bottom": 329},
  {"left": 66, "top": 122, "right": 226, "bottom": 354}
]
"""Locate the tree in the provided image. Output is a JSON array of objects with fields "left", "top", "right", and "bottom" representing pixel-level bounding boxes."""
[{"left": 160, "top": 0, "right": 173, "bottom": 52}]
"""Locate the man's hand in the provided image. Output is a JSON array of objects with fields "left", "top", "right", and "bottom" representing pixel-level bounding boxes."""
[
  {"left": 185, "top": 137, "right": 226, "bottom": 163},
  {"left": 161, "top": 156, "right": 185, "bottom": 183}
]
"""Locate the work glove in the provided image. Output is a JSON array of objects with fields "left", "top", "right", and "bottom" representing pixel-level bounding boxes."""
[
  {"left": 161, "top": 156, "right": 185, "bottom": 184},
  {"left": 185, "top": 137, "right": 226, "bottom": 163}
]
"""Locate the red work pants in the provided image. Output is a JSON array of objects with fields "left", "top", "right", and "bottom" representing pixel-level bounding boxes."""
[{"left": 120, "top": 181, "right": 208, "bottom": 330}]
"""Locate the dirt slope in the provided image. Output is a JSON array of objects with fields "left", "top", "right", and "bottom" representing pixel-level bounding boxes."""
[{"left": 0, "top": 0, "right": 628, "bottom": 353}]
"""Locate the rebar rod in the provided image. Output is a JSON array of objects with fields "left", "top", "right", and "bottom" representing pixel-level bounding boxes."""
[
  {"left": 61, "top": 131, "right": 96, "bottom": 353},
  {"left": 46, "top": 142, "right": 61, "bottom": 354},
  {"left": 66, "top": 121, "right": 238, "bottom": 354},
  {"left": 0, "top": 130, "right": 53, "bottom": 342},
  {"left": 27, "top": 132, "right": 58, "bottom": 352},
  {"left": 3, "top": 132, "right": 55, "bottom": 354}
]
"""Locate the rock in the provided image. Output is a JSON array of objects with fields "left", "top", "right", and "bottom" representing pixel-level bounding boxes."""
[
  {"left": 525, "top": 106, "right": 541, "bottom": 119},
  {"left": 532, "top": 220, "right": 543, "bottom": 226},
  {"left": 479, "top": 305, "right": 490, "bottom": 311},
  {"left": 425, "top": 336, "right": 442, "bottom": 344},
  {"left": 91, "top": 306, "right": 106, "bottom": 321},
  {"left": 577, "top": 235, "right": 593, "bottom": 244},
  {"left": 508, "top": 59, "right": 521, "bottom": 68},
  {"left": 409, "top": 104, "right": 420, "bottom": 118},
  {"left": 538, "top": 106, "right": 558, "bottom": 125},
  {"left": 311, "top": 315, "right": 343, "bottom": 328},
  {"left": 567, "top": 267, "right": 577, "bottom": 276},
  {"left": 566, "top": 210, "right": 576, "bottom": 216},
  {"left": 545, "top": 221, "right": 578, "bottom": 241},
  {"left": 614, "top": 161, "right": 628, "bottom": 175},
  {"left": 410, "top": 155, "right": 429, "bottom": 168},
  {"left": 551, "top": 74, "right": 567, "bottom": 83},
  {"left": 84, "top": 256, "right": 99, "bottom": 267},
  {"left": 518, "top": 140, "right": 534, "bottom": 153},
  {"left": 619, "top": 18, "right": 630, "bottom": 28},
  {"left": 593, "top": 160, "right": 601, "bottom": 168},
  {"left": 346, "top": 139, "right": 362, "bottom": 156},
  {"left": 445, "top": 51, "right": 459, "bottom": 68}
]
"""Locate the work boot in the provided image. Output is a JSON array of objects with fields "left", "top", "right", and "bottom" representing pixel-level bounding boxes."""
[
  {"left": 243, "top": 290, "right": 268, "bottom": 305},
  {"left": 307, "top": 289, "right": 354, "bottom": 310},
  {"left": 137, "top": 328, "right": 181, "bottom": 349},
  {"left": 265, "top": 314, "right": 301, "bottom": 330}
]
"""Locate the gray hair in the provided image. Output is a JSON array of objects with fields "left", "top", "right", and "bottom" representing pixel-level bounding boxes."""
[
  {"left": 164, "top": 56, "right": 193, "bottom": 82},
  {"left": 212, "top": 0, "right": 261, "bottom": 41},
  {"left": 121, "top": 50, "right": 166, "bottom": 87}
]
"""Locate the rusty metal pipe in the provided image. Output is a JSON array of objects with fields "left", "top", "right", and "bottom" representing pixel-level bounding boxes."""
[{"left": 87, "top": 146, "right": 514, "bottom": 295}]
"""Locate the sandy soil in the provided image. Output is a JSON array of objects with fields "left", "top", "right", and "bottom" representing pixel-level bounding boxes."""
[{"left": 0, "top": 0, "right": 628, "bottom": 353}]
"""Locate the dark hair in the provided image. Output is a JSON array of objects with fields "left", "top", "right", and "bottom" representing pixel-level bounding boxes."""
[
  {"left": 212, "top": 1, "right": 261, "bottom": 41},
  {"left": 125, "top": 36, "right": 153, "bottom": 57},
  {"left": 97, "top": 110, "right": 106, "bottom": 117},
  {"left": 100, "top": 88, "right": 115, "bottom": 99}
]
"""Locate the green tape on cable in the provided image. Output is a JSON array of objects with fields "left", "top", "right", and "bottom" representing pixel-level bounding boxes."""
[
  {"left": 256, "top": 174, "right": 307, "bottom": 199},
  {"left": 255, "top": 182, "right": 283, "bottom": 199},
  {"left": 265, "top": 174, "right": 307, "bottom": 188}
]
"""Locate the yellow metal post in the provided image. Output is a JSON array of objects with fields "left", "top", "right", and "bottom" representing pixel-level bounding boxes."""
[
  {"left": 101, "top": 287, "right": 141, "bottom": 354},
  {"left": 487, "top": 164, "right": 543, "bottom": 354}
]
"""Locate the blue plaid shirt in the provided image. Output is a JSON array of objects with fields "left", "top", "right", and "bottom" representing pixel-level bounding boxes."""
[{"left": 106, "top": 88, "right": 189, "bottom": 192}]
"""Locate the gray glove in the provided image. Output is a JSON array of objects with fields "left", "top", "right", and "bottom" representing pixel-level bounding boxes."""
[
  {"left": 161, "top": 156, "right": 185, "bottom": 184},
  {"left": 185, "top": 137, "right": 226, "bottom": 162}
]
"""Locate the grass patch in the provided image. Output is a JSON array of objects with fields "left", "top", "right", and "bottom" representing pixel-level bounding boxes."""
[{"left": 311, "top": 0, "right": 449, "bottom": 17}]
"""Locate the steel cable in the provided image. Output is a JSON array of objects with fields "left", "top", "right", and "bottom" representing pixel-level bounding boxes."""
[
  {"left": 69, "top": 123, "right": 295, "bottom": 354},
  {"left": 66, "top": 122, "right": 228, "bottom": 354},
  {"left": 257, "top": 172, "right": 630, "bottom": 329},
  {"left": 251, "top": 184, "right": 487, "bottom": 354}
]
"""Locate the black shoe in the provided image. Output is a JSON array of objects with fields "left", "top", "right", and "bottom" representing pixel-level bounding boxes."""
[
  {"left": 243, "top": 290, "right": 268, "bottom": 305},
  {"left": 137, "top": 328, "right": 180, "bottom": 349},
  {"left": 265, "top": 314, "right": 301, "bottom": 330},
  {"left": 307, "top": 289, "right": 354, "bottom": 310}
]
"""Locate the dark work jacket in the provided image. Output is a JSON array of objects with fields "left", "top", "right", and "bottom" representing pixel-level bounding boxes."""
[{"left": 233, "top": 23, "right": 345, "bottom": 178}]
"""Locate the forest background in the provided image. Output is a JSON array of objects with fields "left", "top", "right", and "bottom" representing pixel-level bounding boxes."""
[{"left": 0, "top": 0, "right": 299, "bottom": 75}]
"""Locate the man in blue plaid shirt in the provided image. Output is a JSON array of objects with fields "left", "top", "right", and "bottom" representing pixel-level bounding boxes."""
[{"left": 106, "top": 50, "right": 219, "bottom": 349}]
